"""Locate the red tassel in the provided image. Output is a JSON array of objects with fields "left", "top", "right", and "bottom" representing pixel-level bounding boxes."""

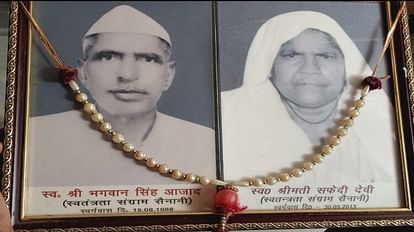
[
  {"left": 215, "top": 186, "right": 246, "bottom": 216},
  {"left": 214, "top": 186, "right": 247, "bottom": 232}
]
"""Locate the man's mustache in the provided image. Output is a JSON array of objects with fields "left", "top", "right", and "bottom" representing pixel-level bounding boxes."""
[{"left": 108, "top": 89, "right": 149, "bottom": 95}]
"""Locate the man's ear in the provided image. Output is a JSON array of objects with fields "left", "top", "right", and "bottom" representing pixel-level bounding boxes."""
[
  {"left": 76, "top": 59, "right": 88, "bottom": 88},
  {"left": 163, "top": 61, "right": 176, "bottom": 91}
]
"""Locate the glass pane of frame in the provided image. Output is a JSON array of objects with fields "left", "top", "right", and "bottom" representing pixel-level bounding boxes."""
[{"left": 3, "top": 1, "right": 414, "bottom": 231}]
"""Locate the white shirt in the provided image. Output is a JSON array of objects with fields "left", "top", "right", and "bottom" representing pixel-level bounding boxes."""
[{"left": 28, "top": 110, "right": 216, "bottom": 186}]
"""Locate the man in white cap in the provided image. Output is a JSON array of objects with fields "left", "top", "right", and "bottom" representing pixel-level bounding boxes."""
[{"left": 28, "top": 5, "right": 216, "bottom": 187}]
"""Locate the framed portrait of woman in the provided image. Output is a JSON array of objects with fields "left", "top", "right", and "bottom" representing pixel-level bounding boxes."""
[
  {"left": 218, "top": 0, "right": 414, "bottom": 228},
  {"left": 219, "top": 0, "right": 402, "bottom": 207},
  {"left": 2, "top": 1, "right": 414, "bottom": 231}
]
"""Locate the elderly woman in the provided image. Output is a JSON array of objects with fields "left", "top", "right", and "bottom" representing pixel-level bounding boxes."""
[{"left": 221, "top": 11, "right": 400, "bottom": 185}]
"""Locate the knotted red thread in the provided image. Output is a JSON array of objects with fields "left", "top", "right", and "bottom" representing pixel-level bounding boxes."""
[
  {"left": 361, "top": 75, "right": 390, "bottom": 91},
  {"left": 58, "top": 66, "right": 78, "bottom": 84},
  {"left": 361, "top": 76, "right": 382, "bottom": 90}
]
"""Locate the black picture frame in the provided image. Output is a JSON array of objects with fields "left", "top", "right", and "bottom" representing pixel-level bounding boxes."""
[{"left": 3, "top": 1, "right": 414, "bottom": 231}]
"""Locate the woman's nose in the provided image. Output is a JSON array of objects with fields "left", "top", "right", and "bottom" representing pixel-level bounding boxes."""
[{"left": 300, "top": 54, "right": 320, "bottom": 74}]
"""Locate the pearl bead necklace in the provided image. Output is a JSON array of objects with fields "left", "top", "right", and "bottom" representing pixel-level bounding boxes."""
[{"left": 67, "top": 79, "right": 371, "bottom": 188}]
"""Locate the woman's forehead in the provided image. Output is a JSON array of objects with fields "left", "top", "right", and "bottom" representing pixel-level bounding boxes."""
[{"left": 280, "top": 29, "right": 342, "bottom": 52}]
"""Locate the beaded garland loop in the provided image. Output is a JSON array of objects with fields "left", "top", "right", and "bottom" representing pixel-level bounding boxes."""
[
  {"left": 66, "top": 76, "right": 372, "bottom": 188},
  {"left": 62, "top": 58, "right": 381, "bottom": 232},
  {"left": 18, "top": 1, "right": 406, "bottom": 231}
]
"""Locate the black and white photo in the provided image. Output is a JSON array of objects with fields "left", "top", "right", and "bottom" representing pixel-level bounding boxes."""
[
  {"left": 23, "top": 1, "right": 217, "bottom": 216},
  {"left": 218, "top": 1, "right": 404, "bottom": 209},
  {"left": 4, "top": 1, "right": 414, "bottom": 230}
]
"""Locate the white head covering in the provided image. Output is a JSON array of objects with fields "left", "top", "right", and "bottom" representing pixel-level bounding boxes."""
[
  {"left": 222, "top": 11, "right": 400, "bottom": 185},
  {"left": 84, "top": 5, "right": 171, "bottom": 46},
  {"left": 243, "top": 11, "right": 370, "bottom": 89}
]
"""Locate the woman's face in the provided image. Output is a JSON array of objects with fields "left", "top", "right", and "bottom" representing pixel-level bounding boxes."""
[{"left": 271, "top": 29, "right": 345, "bottom": 108}]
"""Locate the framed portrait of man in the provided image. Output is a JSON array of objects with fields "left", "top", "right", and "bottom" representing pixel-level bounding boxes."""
[
  {"left": 4, "top": 0, "right": 220, "bottom": 224},
  {"left": 2, "top": 1, "right": 414, "bottom": 231}
]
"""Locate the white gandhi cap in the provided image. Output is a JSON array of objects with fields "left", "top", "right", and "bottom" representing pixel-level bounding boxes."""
[{"left": 84, "top": 5, "right": 171, "bottom": 46}]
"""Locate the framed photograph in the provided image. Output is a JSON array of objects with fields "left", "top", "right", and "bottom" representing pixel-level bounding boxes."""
[
  {"left": 3, "top": 1, "right": 414, "bottom": 231},
  {"left": 23, "top": 0, "right": 218, "bottom": 217},
  {"left": 219, "top": 0, "right": 403, "bottom": 206},
  {"left": 5, "top": 0, "right": 220, "bottom": 230}
]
